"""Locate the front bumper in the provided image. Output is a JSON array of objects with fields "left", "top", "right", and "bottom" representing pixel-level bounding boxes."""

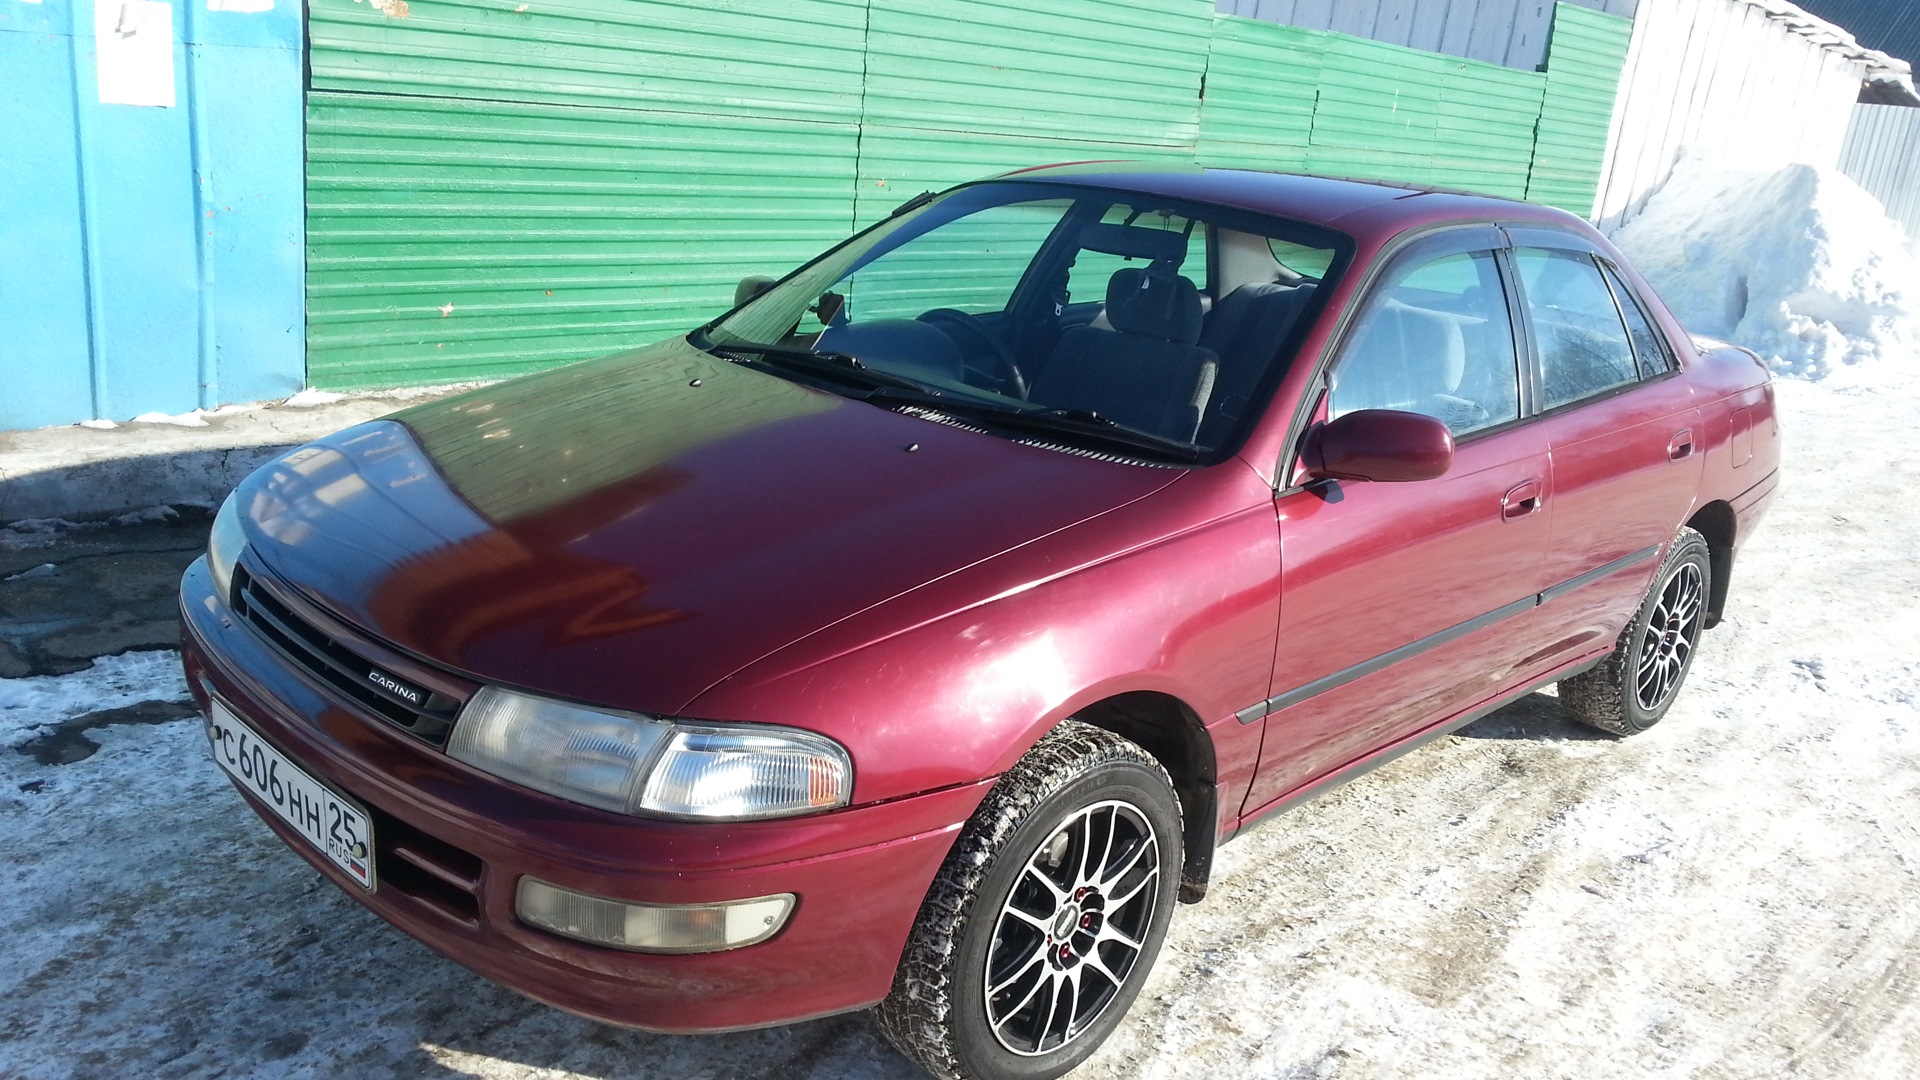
[{"left": 179, "top": 556, "right": 987, "bottom": 1033}]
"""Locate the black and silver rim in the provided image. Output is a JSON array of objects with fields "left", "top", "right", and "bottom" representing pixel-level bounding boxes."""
[
  {"left": 1635, "top": 561, "right": 1704, "bottom": 712},
  {"left": 983, "top": 799, "right": 1162, "bottom": 1057}
]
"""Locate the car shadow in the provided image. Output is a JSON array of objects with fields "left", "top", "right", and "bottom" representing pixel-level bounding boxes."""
[
  {"left": 1454, "top": 689, "right": 1615, "bottom": 742},
  {"left": 398, "top": 1001, "right": 924, "bottom": 1080}
]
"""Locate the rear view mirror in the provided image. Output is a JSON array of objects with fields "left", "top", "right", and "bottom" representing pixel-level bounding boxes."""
[
  {"left": 1304, "top": 409, "right": 1453, "bottom": 483},
  {"left": 733, "top": 275, "right": 776, "bottom": 308}
]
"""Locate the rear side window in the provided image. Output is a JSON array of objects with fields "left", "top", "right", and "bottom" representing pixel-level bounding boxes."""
[
  {"left": 1329, "top": 249, "right": 1521, "bottom": 437},
  {"left": 1514, "top": 249, "right": 1640, "bottom": 409}
]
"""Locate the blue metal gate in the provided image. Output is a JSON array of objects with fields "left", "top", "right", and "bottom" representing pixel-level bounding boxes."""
[{"left": 0, "top": 0, "right": 305, "bottom": 430}]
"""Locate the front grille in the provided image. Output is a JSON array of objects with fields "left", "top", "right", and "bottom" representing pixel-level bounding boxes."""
[{"left": 232, "top": 563, "right": 461, "bottom": 746}]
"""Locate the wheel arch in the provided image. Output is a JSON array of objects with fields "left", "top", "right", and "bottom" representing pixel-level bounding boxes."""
[
  {"left": 1685, "top": 500, "right": 1736, "bottom": 629},
  {"left": 1068, "top": 690, "right": 1219, "bottom": 904}
]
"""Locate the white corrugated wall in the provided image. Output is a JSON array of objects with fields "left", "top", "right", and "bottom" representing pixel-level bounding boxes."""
[
  {"left": 1593, "top": 0, "right": 1867, "bottom": 231},
  {"left": 1839, "top": 103, "right": 1920, "bottom": 240},
  {"left": 1214, "top": 0, "right": 1639, "bottom": 70}
]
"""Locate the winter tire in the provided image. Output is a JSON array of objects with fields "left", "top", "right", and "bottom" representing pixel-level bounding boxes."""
[
  {"left": 876, "top": 719, "right": 1182, "bottom": 1080},
  {"left": 1559, "top": 526, "right": 1712, "bottom": 736}
]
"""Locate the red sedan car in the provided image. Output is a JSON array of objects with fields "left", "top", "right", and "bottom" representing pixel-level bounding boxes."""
[{"left": 180, "top": 164, "right": 1778, "bottom": 1080}]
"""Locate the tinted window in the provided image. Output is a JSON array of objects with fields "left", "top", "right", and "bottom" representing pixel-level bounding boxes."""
[
  {"left": 1515, "top": 249, "right": 1640, "bottom": 409},
  {"left": 1600, "top": 262, "right": 1675, "bottom": 378},
  {"left": 1329, "top": 250, "right": 1520, "bottom": 437}
]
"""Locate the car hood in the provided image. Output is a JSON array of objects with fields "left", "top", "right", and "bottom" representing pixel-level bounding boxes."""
[{"left": 236, "top": 339, "right": 1183, "bottom": 713}]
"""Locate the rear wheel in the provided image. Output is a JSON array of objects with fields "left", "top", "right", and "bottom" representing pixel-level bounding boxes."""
[
  {"left": 1560, "top": 526, "right": 1711, "bottom": 736},
  {"left": 876, "top": 720, "right": 1181, "bottom": 1080}
]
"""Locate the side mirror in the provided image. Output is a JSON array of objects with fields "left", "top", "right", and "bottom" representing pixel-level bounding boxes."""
[
  {"left": 1304, "top": 409, "right": 1454, "bottom": 483},
  {"left": 733, "top": 275, "right": 776, "bottom": 308}
]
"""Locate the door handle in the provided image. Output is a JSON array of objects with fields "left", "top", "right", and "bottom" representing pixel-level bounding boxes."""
[
  {"left": 1501, "top": 479, "right": 1543, "bottom": 520},
  {"left": 1668, "top": 429, "right": 1695, "bottom": 461}
]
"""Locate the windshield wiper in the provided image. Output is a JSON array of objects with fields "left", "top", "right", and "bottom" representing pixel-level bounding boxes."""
[
  {"left": 902, "top": 399, "right": 1201, "bottom": 463},
  {"left": 701, "top": 340, "right": 939, "bottom": 395}
]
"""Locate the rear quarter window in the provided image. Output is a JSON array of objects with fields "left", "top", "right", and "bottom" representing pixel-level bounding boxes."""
[{"left": 1600, "top": 262, "right": 1677, "bottom": 378}]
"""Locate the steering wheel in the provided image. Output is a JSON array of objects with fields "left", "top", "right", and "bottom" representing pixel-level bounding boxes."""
[{"left": 917, "top": 309, "right": 1028, "bottom": 399}]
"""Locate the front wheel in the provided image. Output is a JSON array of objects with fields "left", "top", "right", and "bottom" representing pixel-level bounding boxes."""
[
  {"left": 876, "top": 720, "right": 1181, "bottom": 1080},
  {"left": 1559, "top": 526, "right": 1712, "bottom": 735}
]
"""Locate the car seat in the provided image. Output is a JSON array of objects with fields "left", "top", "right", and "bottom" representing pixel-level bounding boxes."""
[{"left": 1032, "top": 267, "right": 1220, "bottom": 442}]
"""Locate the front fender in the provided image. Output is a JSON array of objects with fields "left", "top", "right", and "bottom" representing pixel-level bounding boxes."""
[{"left": 683, "top": 464, "right": 1283, "bottom": 813}]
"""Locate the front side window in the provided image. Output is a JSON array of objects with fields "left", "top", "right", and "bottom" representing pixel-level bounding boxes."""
[
  {"left": 1329, "top": 249, "right": 1521, "bottom": 437},
  {"left": 1514, "top": 249, "right": 1641, "bottom": 409},
  {"left": 704, "top": 182, "right": 1349, "bottom": 461}
]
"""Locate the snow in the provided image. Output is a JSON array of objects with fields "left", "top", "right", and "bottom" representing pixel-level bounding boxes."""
[
  {"left": 5, "top": 191, "right": 1919, "bottom": 1079},
  {"left": 0, "top": 506, "right": 182, "bottom": 553},
  {"left": 1613, "top": 154, "right": 1920, "bottom": 383},
  {"left": 0, "top": 651, "right": 188, "bottom": 749},
  {"left": 127, "top": 406, "right": 250, "bottom": 428},
  {"left": 281, "top": 388, "right": 346, "bottom": 409},
  {"left": 129, "top": 410, "right": 211, "bottom": 427}
]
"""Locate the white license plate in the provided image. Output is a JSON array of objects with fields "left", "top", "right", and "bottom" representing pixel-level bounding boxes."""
[{"left": 205, "top": 701, "right": 375, "bottom": 890}]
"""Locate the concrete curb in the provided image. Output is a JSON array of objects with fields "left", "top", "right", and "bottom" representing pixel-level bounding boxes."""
[{"left": 0, "top": 387, "right": 477, "bottom": 524}]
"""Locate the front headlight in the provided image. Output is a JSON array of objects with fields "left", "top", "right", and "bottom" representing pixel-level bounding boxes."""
[
  {"left": 207, "top": 492, "right": 246, "bottom": 603},
  {"left": 447, "top": 686, "right": 852, "bottom": 820}
]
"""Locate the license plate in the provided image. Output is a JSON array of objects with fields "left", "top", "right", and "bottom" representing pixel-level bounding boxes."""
[{"left": 205, "top": 701, "right": 375, "bottom": 890}]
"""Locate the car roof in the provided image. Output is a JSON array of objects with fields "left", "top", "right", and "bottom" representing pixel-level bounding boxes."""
[{"left": 986, "top": 161, "right": 1587, "bottom": 243}]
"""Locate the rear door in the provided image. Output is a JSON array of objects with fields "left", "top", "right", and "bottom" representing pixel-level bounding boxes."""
[
  {"left": 1243, "top": 227, "right": 1553, "bottom": 814},
  {"left": 1505, "top": 227, "right": 1704, "bottom": 666}
]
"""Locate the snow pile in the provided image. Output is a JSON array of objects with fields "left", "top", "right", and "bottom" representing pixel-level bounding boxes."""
[{"left": 1612, "top": 155, "right": 1920, "bottom": 381}]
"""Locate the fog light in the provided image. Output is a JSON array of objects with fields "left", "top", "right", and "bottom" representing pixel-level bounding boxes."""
[{"left": 515, "top": 878, "right": 794, "bottom": 954}]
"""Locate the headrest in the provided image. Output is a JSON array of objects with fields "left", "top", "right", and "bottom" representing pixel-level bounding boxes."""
[{"left": 1106, "top": 267, "right": 1204, "bottom": 345}]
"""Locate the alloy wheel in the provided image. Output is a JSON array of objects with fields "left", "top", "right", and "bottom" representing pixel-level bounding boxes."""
[
  {"left": 1635, "top": 561, "right": 1705, "bottom": 712},
  {"left": 983, "top": 799, "right": 1162, "bottom": 1056}
]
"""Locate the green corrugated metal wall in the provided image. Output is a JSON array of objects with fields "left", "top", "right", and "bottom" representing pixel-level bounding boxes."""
[
  {"left": 305, "top": 0, "right": 868, "bottom": 387},
  {"left": 1195, "top": 18, "right": 1323, "bottom": 172},
  {"left": 860, "top": 0, "right": 1212, "bottom": 147},
  {"left": 303, "top": 0, "right": 1630, "bottom": 390},
  {"left": 308, "top": 0, "right": 870, "bottom": 121},
  {"left": 1526, "top": 4, "right": 1635, "bottom": 212},
  {"left": 306, "top": 94, "right": 859, "bottom": 386},
  {"left": 1435, "top": 61, "right": 1550, "bottom": 198}
]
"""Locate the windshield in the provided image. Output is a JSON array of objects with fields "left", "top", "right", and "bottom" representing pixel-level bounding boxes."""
[{"left": 705, "top": 181, "right": 1351, "bottom": 461}]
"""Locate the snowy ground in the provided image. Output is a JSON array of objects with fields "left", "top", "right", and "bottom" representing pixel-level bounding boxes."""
[{"left": 3, "top": 365, "right": 1915, "bottom": 1079}]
